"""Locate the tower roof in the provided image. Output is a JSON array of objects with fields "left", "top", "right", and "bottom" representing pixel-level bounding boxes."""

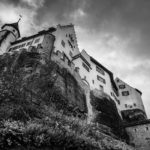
[{"left": 1, "top": 22, "right": 20, "bottom": 38}]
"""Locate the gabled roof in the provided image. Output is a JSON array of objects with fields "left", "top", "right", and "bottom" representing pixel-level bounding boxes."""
[
  {"left": 115, "top": 77, "right": 142, "bottom": 95},
  {"left": 2, "top": 22, "right": 21, "bottom": 38},
  {"left": 72, "top": 53, "right": 92, "bottom": 69}
]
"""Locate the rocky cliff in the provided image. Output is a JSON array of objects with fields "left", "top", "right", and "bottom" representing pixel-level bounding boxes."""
[{"left": 0, "top": 50, "right": 135, "bottom": 150}]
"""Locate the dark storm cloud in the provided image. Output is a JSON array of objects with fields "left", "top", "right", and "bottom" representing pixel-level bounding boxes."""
[
  {"left": 33, "top": 0, "right": 150, "bottom": 59},
  {"left": 82, "top": 0, "right": 150, "bottom": 59},
  {"left": 0, "top": 0, "right": 40, "bottom": 9},
  {"left": 35, "top": 0, "right": 85, "bottom": 26}
]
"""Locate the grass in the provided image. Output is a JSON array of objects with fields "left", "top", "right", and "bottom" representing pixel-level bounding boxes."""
[{"left": 0, "top": 107, "right": 135, "bottom": 150}]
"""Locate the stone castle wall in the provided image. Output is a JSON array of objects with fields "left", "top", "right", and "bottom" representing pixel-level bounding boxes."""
[{"left": 125, "top": 121, "right": 150, "bottom": 150}]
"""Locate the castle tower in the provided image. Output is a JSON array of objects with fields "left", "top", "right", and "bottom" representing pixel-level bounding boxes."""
[{"left": 0, "top": 21, "right": 20, "bottom": 55}]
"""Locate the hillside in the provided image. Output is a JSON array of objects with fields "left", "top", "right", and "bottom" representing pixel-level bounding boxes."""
[{"left": 0, "top": 50, "right": 135, "bottom": 150}]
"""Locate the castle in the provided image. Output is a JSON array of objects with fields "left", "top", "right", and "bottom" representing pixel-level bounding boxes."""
[{"left": 0, "top": 20, "right": 150, "bottom": 150}]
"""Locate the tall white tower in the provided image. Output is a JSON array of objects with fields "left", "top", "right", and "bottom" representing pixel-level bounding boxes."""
[{"left": 0, "top": 21, "right": 20, "bottom": 55}]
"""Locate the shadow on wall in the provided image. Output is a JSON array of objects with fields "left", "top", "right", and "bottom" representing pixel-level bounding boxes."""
[
  {"left": 121, "top": 109, "right": 147, "bottom": 123},
  {"left": 90, "top": 89, "right": 129, "bottom": 139}
]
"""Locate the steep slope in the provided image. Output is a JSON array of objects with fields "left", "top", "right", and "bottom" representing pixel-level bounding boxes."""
[{"left": 0, "top": 50, "right": 135, "bottom": 150}]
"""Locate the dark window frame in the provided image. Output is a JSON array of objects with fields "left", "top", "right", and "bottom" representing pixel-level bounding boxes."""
[
  {"left": 119, "top": 84, "right": 126, "bottom": 89},
  {"left": 97, "top": 75, "right": 106, "bottom": 84},
  {"left": 82, "top": 62, "right": 90, "bottom": 72},
  {"left": 122, "top": 91, "right": 129, "bottom": 96},
  {"left": 96, "top": 66, "right": 105, "bottom": 75}
]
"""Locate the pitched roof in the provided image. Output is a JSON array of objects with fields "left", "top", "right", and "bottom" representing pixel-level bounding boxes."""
[{"left": 2, "top": 22, "right": 21, "bottom": 38}]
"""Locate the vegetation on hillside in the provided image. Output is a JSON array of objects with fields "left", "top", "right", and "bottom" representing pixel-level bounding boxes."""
[{"left": 0, "top": 51, "right": 134, "bottom": 150}]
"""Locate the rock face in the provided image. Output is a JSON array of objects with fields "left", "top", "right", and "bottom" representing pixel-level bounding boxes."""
[
  {"left": 0, "top": 50, "right": 88, "bottom": 120},
  {"left": 0, "top": 49, "right": 136, "bottom": 149},
  {"left": 90, "top": 89, "right": 128, "bottom": 139}
]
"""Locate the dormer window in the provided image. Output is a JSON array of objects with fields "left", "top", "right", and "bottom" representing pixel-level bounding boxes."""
[
  {"left": 61, "top": 40, "right": 65, "bottom": 47},
  {"left": 97, "top": 75, "right": 106, "bottom": 84},
  {"left": 82, "top": 62, "right": 89, "bottom": 72},
  {"left": 96, "top": 66, "right": 105, "bottom": 75},
  {"left": 119, "top": 84, "right": 126, "bottom": 89},
  {"left": 34, "top": 38, "right": 40, "bottom": 43},
  {"left": 122, "top": 91, "right": 129, "bottom": 96}
]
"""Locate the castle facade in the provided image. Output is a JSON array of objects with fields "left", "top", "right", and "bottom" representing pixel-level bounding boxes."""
[{"left": 0, "top": 21, "right": 149, "bottom": 149}]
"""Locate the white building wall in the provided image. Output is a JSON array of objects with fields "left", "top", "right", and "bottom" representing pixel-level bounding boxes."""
[
  {"left": 73, "top": 50, "right": 116, "bottom": 100},
  {"left": 53, "top": 24, "right": 80, "bottom": 60},
  {"left": 73, "top": 58, "right": 91, "bottom": 86},
  {"left": 90, "top": 62, "right": 114, "bottom": 98},
  {"left": 9, "top": 35, "right": 45, "bottom": 52},
  {"left": 0, "top": 31, "right": 16, "bottom": 55},
  {"left": 115, "top": 78, "right": 146, "bottom": 113}
]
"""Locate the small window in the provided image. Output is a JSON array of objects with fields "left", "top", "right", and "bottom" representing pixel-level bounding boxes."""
[
  {"left": 66, "top": 34, "right": 67, "bottom": 37},
  {"left": 100, "top": 85, "right": 103, "bottom": 91},
  {"left": 133, "top": 103, "right": 136, "bottom": 107},
  {"left": 135, "top": 129, "right": 137, "bottom": 132},
  {"left": 116, "top": 79, "right": 120, "bottom": 82},
  {"left": 125, "top": 104, "right": 127, "bottom": 108},
  {"left": 26, "top": 41, "right": 32, "bottom": 46},
  {"left": 146, "top": 127, "right": 149, "bottom": 131},
  {"left": 83, "top": 76, "right": 86, "bottom": 80},
  {"left": 122, "top": 91, "right": 129, "bottom": 96},
  {"left": 82, "top": 63, "right": 89, "bottom": 72},
  {"left": 92, "top": 80, "right": 94, "bottom": 84},
  {"left": 96, "top": 66, "right": 105, "bottom": 75},
  {"left": 34, "top": 38, "right": 40, "bottom": 43},
  {"left": 97, "top": 75, "right": 106, "bottom": 84},
  {"left": 61, "top": 40, "right": 65, "bottom": 47},
  {"left": 119, "top": 84, "right": 126, "bottom": 89},
  {"left": 69, "top": 51, "right": 73, "bottom": 57},
  {"left": 68, "top": 40, "right": 73, "bottom": 49}
]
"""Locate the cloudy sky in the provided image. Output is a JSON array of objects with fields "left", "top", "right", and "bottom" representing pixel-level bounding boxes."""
[{"left": 0, "top": 0, "right": 150, "bottom": 117}]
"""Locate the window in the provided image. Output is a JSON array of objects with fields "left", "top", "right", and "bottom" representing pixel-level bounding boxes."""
[
  {"left": 125, "top": 104, "right": 127, "bottom": 108},
  {"left": 116, "top": 79, "right": 120, "bottom": 82},
  {"left": 11, "top": 43, "right": 26, "bottom": 51},
  {"left": 34, "top": 38, "right": 40, "bottom": 43},
  {"left": 69, "top": 51, "right": 73, "bottom": 57},
  {"left": 119, "top": 84, "right": 126, "bottom": 89},
  {"left": 92, "top": 80, "right": 94, "bottom": 84},
  {"left": 122, "top": 91, "right": 129, "bottom": 96},
  {"left": 111, "top": 92, "right": 113, "bottom": 96},
  {"left": 97, "top": 75, "right": 106, "bottom": 84},
  {"left": 61, "top": 40, "right": 65, "bottom": 47},
  {"left": 133, "top": 103, "right": 136, "bottom": 107},
  {"left": 82, "top": 62, "right": 89, "bottom": 72},
  {"left": 26, "top": 41, "right": 32, "bottom": 46},
  {"left": 68, "top": 40, "right": 73, "bottom": 49},
  {"left": 69, "top": 34, "right": 74, "bottom": 42},
  {"left": 134, "top": 129, "right": 137, "bottom": 132},
  {"left": 96, "top": 66, "right": 105, "bottom": 75},
  {"left": 146, "top": 127, "right": 149, "bottom": 131},
  {"left": 100, "top": 85, "right": 103, "bottom": 91}
]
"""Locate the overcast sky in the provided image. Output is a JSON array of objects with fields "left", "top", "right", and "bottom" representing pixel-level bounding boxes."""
[{"left": 0, "top": 0, "right": 150, "bottom": 118}]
